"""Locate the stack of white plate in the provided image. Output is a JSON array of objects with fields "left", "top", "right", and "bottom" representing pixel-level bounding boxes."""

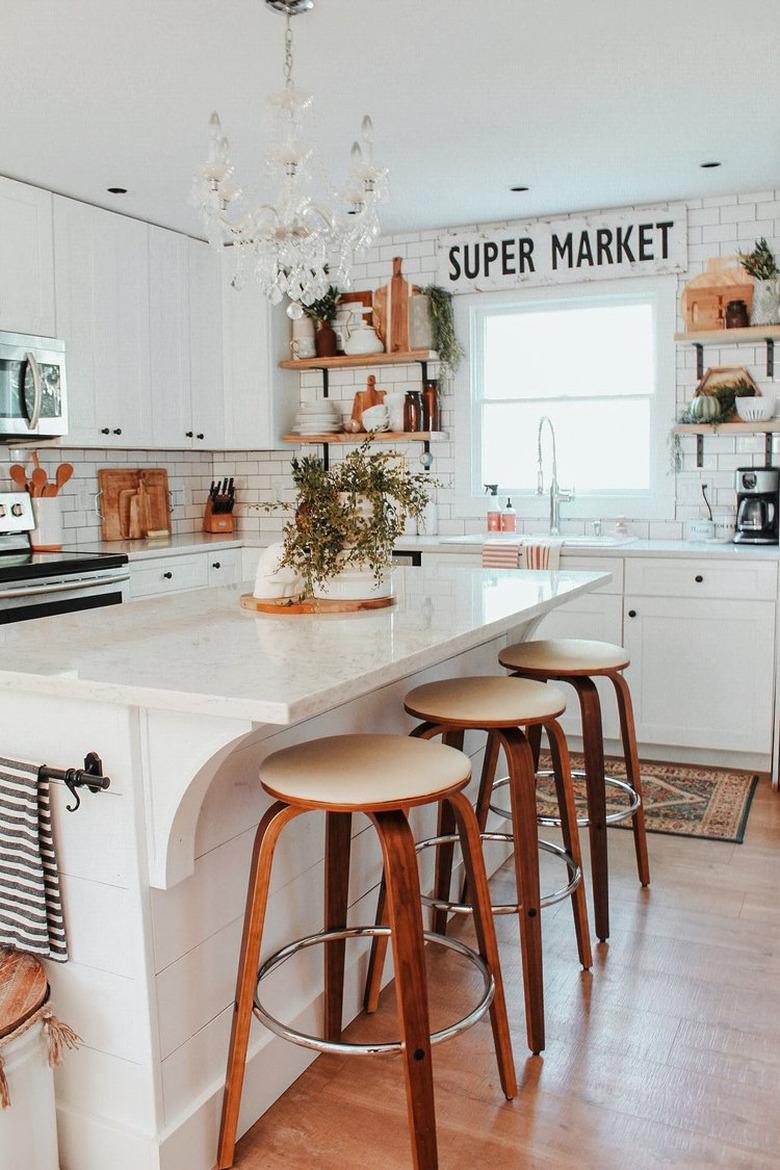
[{"left": 292, "top": 399, "right": 343, "bottom": 435}]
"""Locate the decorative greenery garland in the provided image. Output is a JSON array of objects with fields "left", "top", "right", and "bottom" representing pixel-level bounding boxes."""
[{"left": 421, "top": 285, "right": 464, "bottom": 379}]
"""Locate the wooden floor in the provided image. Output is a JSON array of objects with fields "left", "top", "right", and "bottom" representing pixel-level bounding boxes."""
[{"left": 234, "top": 778, "right": 780, "bottom": 1169}]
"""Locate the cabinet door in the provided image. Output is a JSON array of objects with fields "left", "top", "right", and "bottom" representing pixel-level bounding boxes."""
[
  {"left": 188, "top": 240, "right": 224, "bottom": 449},
  {"left": 0, "top": 177, "right": 55, "bottom": 336},
  {"left": 149, "top": 227, "right": 192, "bottom": 447},
  {"left": 54, "top": 197, "right": 151, "bottom": 446},
  {"left": 624, "top": 596, "right": 776, "bottom": 753},
  {"left": 533, "top": 591, "right": 623, "bottom": 740},
  {"left": 221, "top": 256, "right": 296, "bottom": 449}
]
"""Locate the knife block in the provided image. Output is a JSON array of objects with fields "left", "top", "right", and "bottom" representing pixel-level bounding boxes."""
[{"left": 203, "top": 499, "right": 235, "bottom": 534}]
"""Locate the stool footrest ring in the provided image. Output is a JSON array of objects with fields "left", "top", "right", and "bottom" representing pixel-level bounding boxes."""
[
  {"left": 489, "top": 770, "right": 641, "bottom": 828},
  {"left": 415, "top": 831, "right": 581, "bottom": 915},
  {"left": 253, "top": 925, "right": 494, "bottom": 1057}
]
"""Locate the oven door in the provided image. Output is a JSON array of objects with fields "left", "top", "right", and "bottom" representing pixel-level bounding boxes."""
[
  {"left": 0, "top": 572, "right": 129, "bottom": 625},
  {"left": 0, "top": 333, "right": 68, "bottom": 438}
]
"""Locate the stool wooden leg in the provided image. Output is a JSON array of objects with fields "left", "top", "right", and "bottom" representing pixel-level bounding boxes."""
[
  {"left": 324, "top": 812, "right": 352, "bottom": 1042},
  {"left": 364, "top": 721, "right": 445, "bottom": 1012},
  {"left": 371, "top": 810, "right": 438, "bottom": 1170},
  {"left": 218, "top": 801, "right": 303, "bottom": 1170},
  {"left": 544, "top": 718, "right": 592, "bottom": 970},
  {"left": 447, "top": 790, "right": 517, "bottom": 1100},
  {"left": 499, "top": 727, "right": 545, "bottom": 1055},
  {"left": 526, "top": 722, "right": 543, "bottom": 770},
  {"left": 571, "top": 677, "right": 610, "bottom": 943},
  {"left": 610, "top": 670, "right": 651, "bottom": 888},
  {"left": 459, "top": 730, "right": 501, "bottom": 905},
  {"left": 430, "top": 730, "right": 465, "bottom": 936}
]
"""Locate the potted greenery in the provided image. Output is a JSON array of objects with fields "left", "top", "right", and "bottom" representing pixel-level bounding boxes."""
[
  {"left": 304, "top": 285, "right": 341, "bottom": 357},
  {"left": 259, "top": 440, "right": 432, "bottom": 600},
  {"left": 738, "top": 238, "right": 779, "bottom": 325},
  {"left": 420, "top": 285, "right": 464, "bottom": 380}
]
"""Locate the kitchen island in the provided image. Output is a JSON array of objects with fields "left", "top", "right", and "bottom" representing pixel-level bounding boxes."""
[{"left": 0, "top": 564, "right": 606, "bottom": 1170}]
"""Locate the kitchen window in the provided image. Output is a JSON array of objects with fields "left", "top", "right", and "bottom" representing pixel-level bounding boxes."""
[{"left": 453, "top": 276, "right": 676, "bottom": 519}]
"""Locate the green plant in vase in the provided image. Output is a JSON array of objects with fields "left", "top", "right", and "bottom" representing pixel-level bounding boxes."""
[
  {"left": 304, "top": 285, "right": 341, "bottom": 356},
  {"left": 738, "top": 238, "right": 780, "bottom": 326},
  {"left": 258, "top": 439, "right": 434, "bottom": 598}
]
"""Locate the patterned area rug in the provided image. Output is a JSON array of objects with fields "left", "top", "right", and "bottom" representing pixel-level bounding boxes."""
[{"left": 536, "top": 753, "right": 759, "bottom": 843}]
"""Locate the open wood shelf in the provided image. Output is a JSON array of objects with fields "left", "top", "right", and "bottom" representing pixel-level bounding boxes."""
[
  {"left": 674, "top": 325, "right": 780, "bottom": 378},
  {"left": 283, "top": 431, "right": 447, "bottom": 444},
  {"left": 672, "top": 420, "right": 780, "bottom": 434},
  {"left": 279, "top": 350, "right": 438, "bottom": 371},
  {"left": 673, "top": 325, "right": 780, "bottom": 345}
]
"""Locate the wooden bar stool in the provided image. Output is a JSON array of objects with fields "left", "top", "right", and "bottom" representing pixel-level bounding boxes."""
[
  {"left": 364, "top": 676, "right": 593, "bottom": 1058},
  {"left": 217, "top": 733, "right": 516, "bottom": 1170},
  {"left": 495, "top": 638, "right": 651, "bottom": 943}
]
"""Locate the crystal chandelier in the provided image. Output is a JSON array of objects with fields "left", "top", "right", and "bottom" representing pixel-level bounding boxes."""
[{"left": 192, "top": 0, "right": 388, "bottom": 319}]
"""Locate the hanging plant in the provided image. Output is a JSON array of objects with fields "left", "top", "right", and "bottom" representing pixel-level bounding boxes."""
[{"left": 421, "top": 285, "right": 464, "bottom": 379}]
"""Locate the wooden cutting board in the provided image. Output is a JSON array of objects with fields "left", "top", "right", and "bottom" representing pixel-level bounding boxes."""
[
  {"left": 98, "top": 468, "right": 170, "bottom": 541},
  {"left": 351, "top": 375, "right": 385, "bottom": 423},
  {"left": 373, "top": 257, "right": 421, "bottom": 353}
]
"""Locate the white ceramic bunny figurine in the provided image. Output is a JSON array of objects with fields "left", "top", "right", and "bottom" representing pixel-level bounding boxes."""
[{"left": 253, "top": 542, "right": 305, "bottom": 600}]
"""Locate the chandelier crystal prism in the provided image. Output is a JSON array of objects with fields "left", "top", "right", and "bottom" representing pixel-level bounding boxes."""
[{"left": 192, "top": 0, "right": 388, "bottom": 318}]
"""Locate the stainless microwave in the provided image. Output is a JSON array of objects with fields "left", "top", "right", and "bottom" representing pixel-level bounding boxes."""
[{"left": 0, "top": 331, "right": 68, "bottom": 440}]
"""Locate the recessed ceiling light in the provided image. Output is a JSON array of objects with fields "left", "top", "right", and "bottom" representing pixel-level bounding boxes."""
[
  {"left": 700, "top": 162, "right": 721, "bottom": 169},
  {"left": 510, "top": 185, "right": 530, "bottom": 192},
  {"left": 106, "top": 186, "right": 128, "bottom": 194}
]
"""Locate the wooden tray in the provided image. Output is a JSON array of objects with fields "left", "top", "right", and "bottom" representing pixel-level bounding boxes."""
[
  {"left": 98, "top": 468, "right": 170, "bottom": 541},
  {"left": 240, "top": 593, "right": 396, "bottom": 615}
]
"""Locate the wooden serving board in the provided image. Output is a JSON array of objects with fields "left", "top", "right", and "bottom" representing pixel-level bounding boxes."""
[
  {"left": 373, "top": 257, "right": 421, "bottom": 353},
  {"left": 98, "top": 468, "right": 170, "bottom": 541},
  {"left": 240, "top": 593, "right": 396, "bottom": 615}
]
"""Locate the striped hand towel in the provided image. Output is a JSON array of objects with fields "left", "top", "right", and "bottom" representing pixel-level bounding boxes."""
[
  {"left": 0, "top": 758, "right": 67, "bottom": 962},
  {"left": 482, "top": 539, "right": 522, "bottom": 568},
  {"left": 523, "top": 538, "right": 563, "bottom": 570}
]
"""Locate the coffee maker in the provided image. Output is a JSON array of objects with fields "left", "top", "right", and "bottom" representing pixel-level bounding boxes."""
[{"left": 734, "top": 467, "right": 780, "bottom": 544}]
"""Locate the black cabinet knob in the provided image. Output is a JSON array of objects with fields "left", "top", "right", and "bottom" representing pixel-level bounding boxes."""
[
  {"left": 163, "top": 571, "right": 173, "bottom": 580},
  {"left": 113, "top": 427, "right": 122, "bottom": 435},
  {"left": 628, "top": 609, "right": 637, "bottom": 618},
  {"left": 212, "top": 561, "right": 221, "bottom": 569},
  {"left": 185, "top": 430, "right": 193, "bottom": 438},
  {"left": 101, "top": 427, "right": 110, "bottom": 435},
  {"left": 695, "top": 574, "right": 703, "bottom": 583},
  {"left": 196, "top": 433, "right": 204, "bottom": 440}
]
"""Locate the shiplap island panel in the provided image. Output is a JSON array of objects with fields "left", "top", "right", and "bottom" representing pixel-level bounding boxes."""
[{"left": 0, "top": 564, "right": 605, "bottom": 1170}]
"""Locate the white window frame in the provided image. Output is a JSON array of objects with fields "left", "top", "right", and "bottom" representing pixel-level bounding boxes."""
[{"left": 451, "top": 274, "right": 677, "bottom": 520}]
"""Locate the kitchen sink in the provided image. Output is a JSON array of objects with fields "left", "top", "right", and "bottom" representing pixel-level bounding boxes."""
[{"left": 442, "top": 533, "right": 638, "bottom": 548}]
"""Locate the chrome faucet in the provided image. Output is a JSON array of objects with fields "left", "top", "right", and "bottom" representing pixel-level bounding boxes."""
[{"left": 536, "top": 416, "right": 574, "bottom": 535}]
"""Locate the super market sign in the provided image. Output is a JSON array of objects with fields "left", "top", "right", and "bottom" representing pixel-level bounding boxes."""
[{"left": 437, "top": 205, "right": 687, "bottom": 292}]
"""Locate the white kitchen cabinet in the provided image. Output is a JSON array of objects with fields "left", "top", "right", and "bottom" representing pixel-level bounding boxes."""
[
  {"left": 54, "top": 196, "right": 151, "bottom": 446},
  {"left": 207, "top": 548, "right": 241, "bottom": 586},
  {"left": 0, "top": 177, "right": 55, "bottom": 336},
  {"left": 221, "top": 254, "right": 296, "bottom": 449},
  {"left": 188, "top": 240, "right": 225, "bottom": 449},
  {"left": 149, "top": 227, "right": 191, "bottom": 448},
  {"left": 129, "top": 553, "right": 208, "bottom": 599},
  {"left": 623, "top": 594, "right": 776, "bottom": 753}
]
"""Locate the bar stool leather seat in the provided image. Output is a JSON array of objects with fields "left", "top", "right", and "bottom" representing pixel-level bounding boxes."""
[
  {"left": 260, "top": 733, "right": 470, "bottom": 810},
  {"left": 499, "top": 638, "right": 630, "bottom": 677},
  {"left": 404, "top": 676, "right": 567, "bottom": 727}
]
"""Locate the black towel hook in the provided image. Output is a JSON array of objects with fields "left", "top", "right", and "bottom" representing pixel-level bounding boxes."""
[{"left": 39, "top": 752, "right": 111, "bottom": 813}]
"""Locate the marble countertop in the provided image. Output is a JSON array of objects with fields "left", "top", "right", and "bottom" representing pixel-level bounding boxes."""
[
  {"left": 0, "top": 565, "right": 606, "bottom": 724},
  {"left": 79, "top": 532, "right": 244, "bottom": 561}
]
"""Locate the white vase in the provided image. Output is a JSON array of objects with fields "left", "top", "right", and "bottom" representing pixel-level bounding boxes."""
[
  {"left": 750, "top": 279, "right": 780, "bottom": 326},
  {"left": 313, "top": 565, "right": 394, "bottom": 601},
  {"left": 409, "top": 294, "right": 435, "bottom": 349},
  {"left": 384, "top": 390, "right": 405, "bottom": 432},
  {"left": 290, "top": 315, "right": 316, "bottom": 359},
  {"left": 31, "top": 497, "right": 63, "bottom": 551}
]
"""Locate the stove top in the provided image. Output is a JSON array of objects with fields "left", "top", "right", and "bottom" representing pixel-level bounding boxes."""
[{"left": 0, "top": 548, "right": 129, "bottom": 584}]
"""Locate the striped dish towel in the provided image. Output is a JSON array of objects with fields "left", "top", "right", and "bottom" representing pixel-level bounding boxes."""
[
  {"left": 482, "top": 539, "right": 522, "bottom": 568},
  {"left": 523, "top": 538, "right": 563, "bottom": 570},
  {"left": 0, "top": 757, "right": 67, "bottom": 962}
]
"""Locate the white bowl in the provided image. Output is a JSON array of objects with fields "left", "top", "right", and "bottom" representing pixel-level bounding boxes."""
[{"left": 735, "top": 395, "right": 775, "bottom": 422}]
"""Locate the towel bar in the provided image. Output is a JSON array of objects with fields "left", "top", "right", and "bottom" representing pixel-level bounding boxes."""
[{"left": 38, "top": 752, "right": 110, "bottom": 812}]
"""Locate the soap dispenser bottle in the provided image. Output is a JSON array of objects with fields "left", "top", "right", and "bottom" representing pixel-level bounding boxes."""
[
  {"left": 484, "top": 484, "right": 501, "bottom": 531},
  {"left": 500, "top": 497, "right": 517, "bottom": 533}
]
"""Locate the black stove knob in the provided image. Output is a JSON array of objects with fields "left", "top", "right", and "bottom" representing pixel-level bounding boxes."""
[{"left": 10, "top": 502, "right": 24, "bottom": 517}]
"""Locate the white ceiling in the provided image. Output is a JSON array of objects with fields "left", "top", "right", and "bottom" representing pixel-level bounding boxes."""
[{"left": 4, "top": 0, "right": 779, "bottom": 238}]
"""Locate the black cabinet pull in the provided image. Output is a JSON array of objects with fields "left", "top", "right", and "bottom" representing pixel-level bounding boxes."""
[
  {"left": 628, "top": 609, "right": 637, "bottom": 618},
  {"left": 212, "top": 561, "right": 221, "bottom": 569},
  {"left": 100, "top": 427, "right": 110, "bottom": 434},
  {"left": 196, "top": 433, "right": 204, "bottom": 440},
  {"left": 113, "top": 427, "right": 122, "bottom": 435},
  {"left": 185, "top": 430, "right": 194, "bottom": 438},
  {"left": 695, "top": 574, "right": 703, "bottom": 583},
  {"left": 163, "top": 571, "right": 173, "bottom": 580}
]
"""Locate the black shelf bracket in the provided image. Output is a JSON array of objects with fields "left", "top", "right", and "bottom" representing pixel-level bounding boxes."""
[
  {"left": 696, "top": 433, "right": 704, "bottom": 468},
  {"left": 766, "top": 432, "right": 774, "bottom": 466},
  {"left": 694, "top": 343, "right": 704, "bottom": 381},
  {"left": 767, "top": 339, "right": 774, "bottom": 379}
]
